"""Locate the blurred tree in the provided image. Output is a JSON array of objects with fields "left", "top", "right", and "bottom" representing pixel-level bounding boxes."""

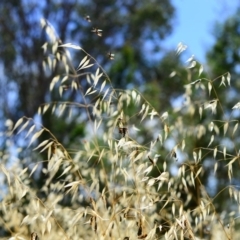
[
  {"left": 204, "top": 8, "right": 240, "bottom": 211},
  {"left": 207, "top": 7, "right": 240, "bottom": 111}
]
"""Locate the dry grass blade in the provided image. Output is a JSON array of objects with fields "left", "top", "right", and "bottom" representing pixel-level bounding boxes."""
[
  {"left": 30, "top": 232, "right": 38, "bottom": 240},
  {"left": 2, "top": 18, "right": 240, "bottom": 240}
]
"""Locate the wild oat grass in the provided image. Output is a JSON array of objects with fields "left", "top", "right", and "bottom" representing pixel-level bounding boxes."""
[{"left": 1, "top": 19, "right": 240, "bottom": 240}]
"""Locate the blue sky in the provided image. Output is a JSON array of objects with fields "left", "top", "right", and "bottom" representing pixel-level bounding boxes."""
[{"left": 164, "top": 0, "right": 239, "bottom": 63}]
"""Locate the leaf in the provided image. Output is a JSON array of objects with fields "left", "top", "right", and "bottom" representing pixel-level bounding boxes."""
[
  {"left": 141, "top": 177, "right": 149, "bottom": 183},
  {"left": 210, "top": 121, "right": 214, "bottom": 132},
  {"left": 12, "top": 117, "right": 24, "bottom": 133},
  {"left": 19, "top": 167, "right": 28, "bottom": 177},
  {"left": 139, "top": 103, "right": 146, "bottom": 115},
  {"left": 181, "top": 139, "right": 185, "bottom": 151},
  {"left": 47, "top": 220, "right": 51, "bottom": 233},
  {"left": 42, "top": 42, "right": 48, "bottom": 52},
  {"left": 143, "top": 165, "right": 153, "bottom": 175},
  {"left": 72, "top": 81, "right": 78, "bottom": 90},
  {"left": 100, "top": 80, "right": 106, "bottom": 93},
  {"left": 164, "top": 124, "right": 169, "bottom": 140},
  {"left": 40, "top": 141, "right": 54, "bottom": 153},
  {"left": 149, "top": 110, "right": 158, "bottom": 120},
  {"left": 223, "top": 146, "right": 226, "bottom": 160},
  {"left": 163, "top": 161, "right": 167, "bottom": 171},
  {"left": 28, "top": 129, "right": 44, "bottom": 147},
  {"left": 157, "top": 172, "right": 169, "bottom": 182},
  {"left": 191, "top": 171, "right": 195, "bottom": 187},
  {"left": 147, "top": 178, "right": 155, "bottom": 186},
  {"left": 176, "top": 42, "right": 187, "bottom": 55},
  {"left": 17, "top": 120, "right": 29, "bottom": 134},
  {"left": 58, "top": 104, "right": 66, "bottom": 117},
  {"left": 172, "top": 203, "right": 175, "bottom": 216},
  {"left": 191, "top": 79, "right": 201, "bottom": 85},
  {"left": 86, "top": 74, "right": 91, "bottom": 84},
  {"left": 98, "top": 149, "right": 105, "bottom": 163},
  {"left": 48, "top": 146, "right": 52, "bottom": 160},
  {"left": 214, "top": 147, "right": 217, "bottom": 159},
  {"left": 59, "top": 43, "right": 81, "bottom": 50},
  {"left": 29, "top": 163, "right": 39, "bottom": 177},
  {"left": 232, "top": 102, "right": 240, "bottom": 109},
  {"left": 79, "top": 61, "right": 94, "bottom": 70},
  {"left": 133, "top": 151, "right": 144, "bottom": 163},
  {"left": 188, "top": 60, "right": 196, "bottom": 68},
  {"left": 186, "top": 55, "right": 194, "bottom": 63},
  {"left": 21, "top": 215, "right": 29, "bottom": 225},
  {"left": 182, "top": 177, "right": 187, "bottom": 189},
  {"left": 226, "top": 156, "right": 238, "bottom": 167},
  {"left": 102, "top": 88, "right": 109, "bottom": 100},
  {"left": 232, "top": 122, "right": 238, "bottom": 136},
  {"left": 141, "top": 104, "right": 149, "bottom": 122},
  {"left": 198, "top": 149, "right": 202, "bottom": 161},
  {"left": 181, "top": 165, "right": 185, "bottom": 176},
  {"left": 195, "top": 167, "right": 202, "bottom": 178},
  {"left": 85, "top": 87, "right": 92, "bottom": 96},
  {"left": 204, "top": 99, "right": 218, "bottom": 114},
  {"left": 38, "top": 107, "right": 44, "bottom": 116},
  {"left": 208, "top": 82, "right": 212, "bottom": 96},
  {"left": 1, "top": 165, "right": 10, "bottom": 185},
  {"left": 42, "top": 60, "right": 47, "bottom": 71},
  {"left": 25, "top": 125, "right": 36, "bottom": 138},
  {"left": 95, "top": 68, "right": 100, "bottom": 76},
  {"left": 33, "top": 139, "right": 49, "bottom": 151},
  {"left": 208, "top": 135, "right": 214, "bottom": 147},
  {"left": 86, "top": 150, "right": 95, "bottom": 162},
  {"left": 72, "top": 212, "right": 84, "bottom": 225},
  {"left": 193, "top": 152, "right": 197, "bottom": 162},
  {"left": 50, "top": 75, "right": 60, "bottom": 91},
  {"left": 131, "top": 90, "right": 137, "bottom": 101},
  {"left": 199, "top": 65, "right": 203, "bottom": 76},
  {"left": 157, "top": 134, "right": 163, "bottom": 145},
  {"left": 86, "top": 90, "right": 97, "bottom": 96},
  {"left": 220, "top": 76, "right": 226, "bottom": 87},
  {"left": 199, "top": 106, "right": 203, "bottom": 119},
  {"left": 136, "top": 94, "right": 141, "bottom": 105},
  {"left": 223, "top": 122, "right": 229, "bottom": 135},
  {"left": 61, "top": 75, "right": 68, "bottom": 84},
  {"left": 93, "top": 72, "right": 103, "bottom": 87},
  {"left": 58, "top": 165, "right": 72, "bottom": 178},
  {"left": 78, "top": 56, "right": 88, "bottom": 69},
  {"left": 161, "top": 112, "right": 168, "bottom": 121},
  {"left": 214, "top": 162, "right": 218, "bottom": 174},
  {"left": 43, "top": 104, "right": 50, "bottom": 114},
  {"left": 59, "top": 86, "right": 63, "bottom": 97},
  {"left": 227, "top": 72, "right": 231, "bottom": 86},
  {"left": 95, "top": 119, "right": 102, "bottom": 131},
  {"left": 80, "top": 59, "right": 90, "bottom": 69},
  {"left": 64, "top": 180, "right": 81, "bottom": 188},
  {"left": 169, "top": 71, "right": 176, "bottom": 78}
]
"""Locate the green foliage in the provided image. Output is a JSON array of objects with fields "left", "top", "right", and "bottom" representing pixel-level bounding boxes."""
[
  {"left": 206, "top": 7, "right": 240, "bottom": 213},
  {"left": 1, "top": 20, "right": 240, "bottom": 240},
  {"left": 207, "top": 8, "right": 240, "bottom": 78}
]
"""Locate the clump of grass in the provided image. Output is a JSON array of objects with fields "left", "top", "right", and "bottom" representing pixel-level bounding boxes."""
[{"left": 1, "top": 19, "right": 240, "bottom": 240}]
